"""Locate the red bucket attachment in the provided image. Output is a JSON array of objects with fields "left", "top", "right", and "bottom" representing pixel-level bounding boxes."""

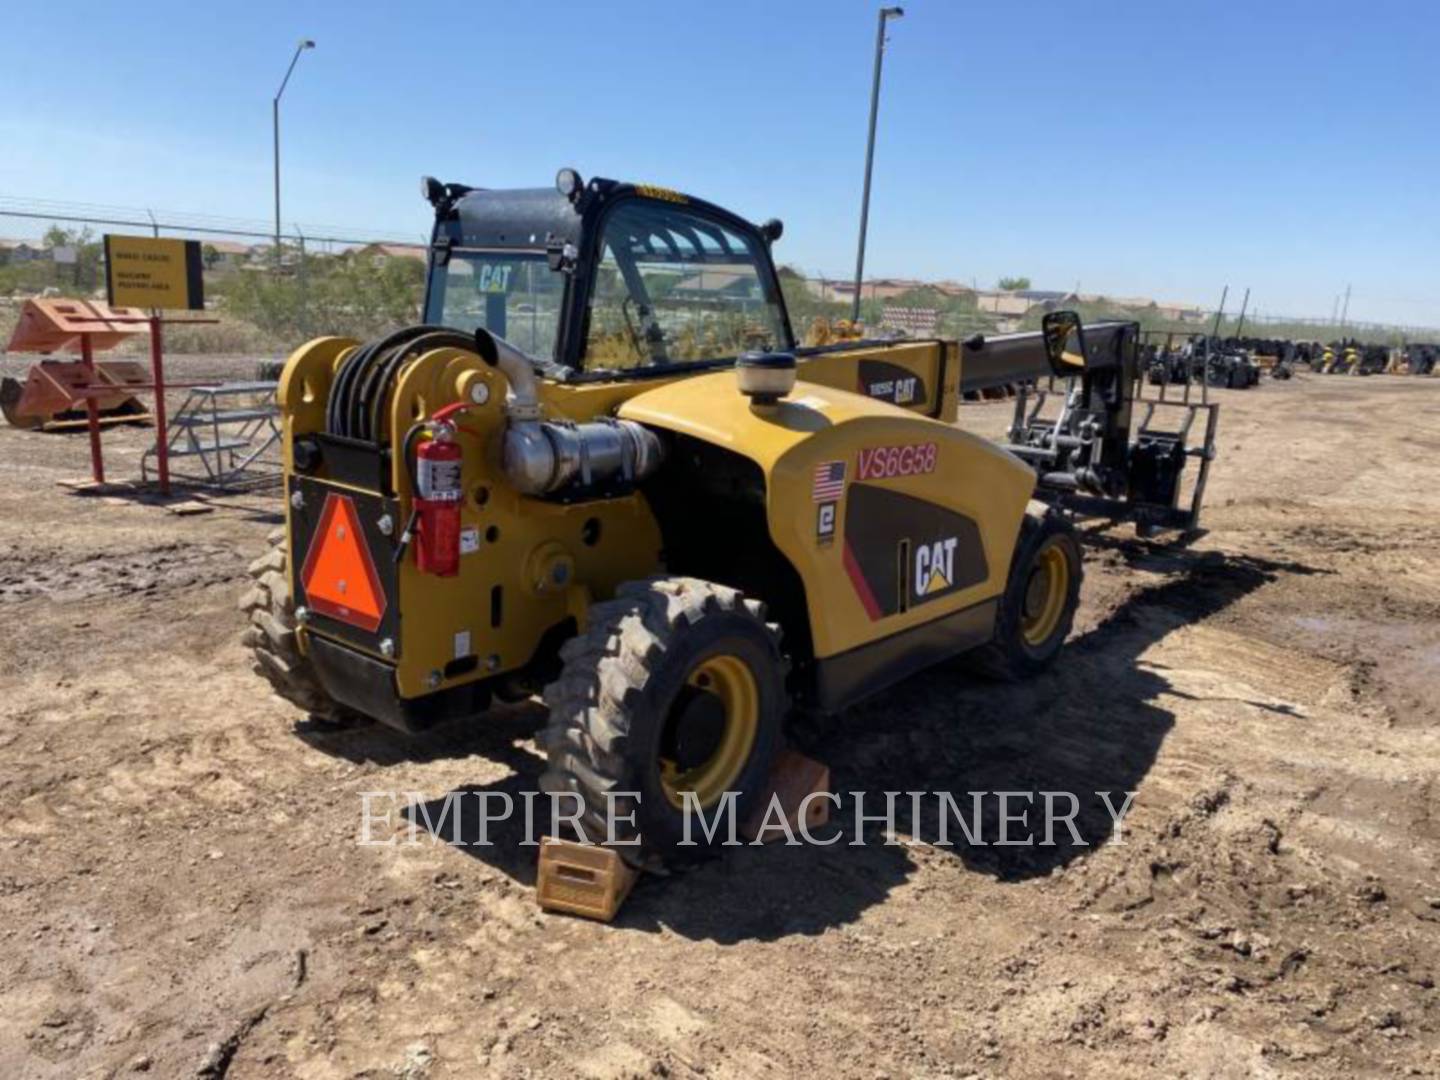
[
  {"left": 3, "top": 298, "right": 152, "bottom": 430},
  {"left": 5, "top": 297, "right": 147, "bottom": 354},
  {"left": 1, "top": 361, "right": 151, "bottom": 430}
]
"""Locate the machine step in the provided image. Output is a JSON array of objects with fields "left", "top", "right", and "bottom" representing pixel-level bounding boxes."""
[{"left": 171, "top": 408, "right": 277, "bottom": 425}]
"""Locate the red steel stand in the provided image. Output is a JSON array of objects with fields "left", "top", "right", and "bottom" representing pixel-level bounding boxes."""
[
  {"left": 71, "top": 314, "right": 209, "bottom": 497},
  {"left": 80, "top": 333, "right": 106, "bottom": 484},
  {"left": 149, "top": 316, "right": 171, "bottom": 496}
]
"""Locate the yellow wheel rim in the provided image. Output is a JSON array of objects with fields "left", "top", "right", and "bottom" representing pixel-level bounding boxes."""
[
  {"left": 659, "top": 653, "right": 759, "bottom": 810},
  {"left": 1021, "top": 544, "right": 1069, "bottom": 647}
]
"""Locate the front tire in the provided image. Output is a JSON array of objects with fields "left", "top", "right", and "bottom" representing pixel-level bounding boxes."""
[
  {"left": 539, "top": 577, "right": 787, "bottom": 867},
  {"left": 969, "top": 509, "right": 1082, "bottom": 681}
]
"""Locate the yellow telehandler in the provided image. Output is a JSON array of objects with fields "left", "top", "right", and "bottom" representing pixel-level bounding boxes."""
[{"left": 243, "top": 170, "right": 1217, "bottom": 864}]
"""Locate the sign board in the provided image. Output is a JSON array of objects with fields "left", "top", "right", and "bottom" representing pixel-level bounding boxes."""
[
  {"left": 52, "top": 245, "right": 77, "bottom": 265},
  {"left": 103, "top": 235, "right": 204, "bottom": 311}
]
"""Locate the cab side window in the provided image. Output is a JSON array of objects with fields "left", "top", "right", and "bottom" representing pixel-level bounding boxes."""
[{"left": 583, "top": 201, "right": 787, "bottom": 372}]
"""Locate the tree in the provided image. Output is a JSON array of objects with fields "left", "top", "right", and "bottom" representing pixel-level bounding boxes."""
[
  {"left": 997, "top": 276, "right": 1031, "bottom": 291},
  {"left": 218, "top": 250, "right": 425, "bottom": 341},
  {"left": 39, "top": 225, "right": 101, "bottom": 291}
]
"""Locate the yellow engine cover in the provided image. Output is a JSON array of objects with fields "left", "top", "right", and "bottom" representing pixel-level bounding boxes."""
[{"left": 618, "top": 371, "right": 1035, "bottom": 660}]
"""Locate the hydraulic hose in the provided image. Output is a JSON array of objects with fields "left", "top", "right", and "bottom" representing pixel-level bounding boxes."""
[
  {"left": 359, "top": 329, "right": 474, "bottom": 443},
  {"left": 326, "top": 324, "right": 454, "bottom": 439}
]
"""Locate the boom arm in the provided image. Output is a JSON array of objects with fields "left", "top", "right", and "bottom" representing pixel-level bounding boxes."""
[
  {"left": 964, "top": 312, "right": 1220, "bottom": 538},
  {"left": 958, "top": 320, "right": 1140, "bottom": 394}
]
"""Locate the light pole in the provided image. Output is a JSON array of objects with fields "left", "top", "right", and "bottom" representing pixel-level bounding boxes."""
[
  {"left": 273, "top": 38, "right": 315, "bottom": 266},
  {"left": 851, "top": 6, "right": 903, "bottom": 324}
]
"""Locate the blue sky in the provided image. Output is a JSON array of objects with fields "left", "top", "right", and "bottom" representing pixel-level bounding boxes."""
[{"left": 3, "top": 1, "right": 1436, "bottom": 326}]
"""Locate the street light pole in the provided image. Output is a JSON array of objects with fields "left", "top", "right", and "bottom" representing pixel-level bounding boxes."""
[
  {"left": 273, "top": 38, "right": 315, "bottom": 266},
  {"left": 851, "top": 6, "right": 903, "bottom": 324}
]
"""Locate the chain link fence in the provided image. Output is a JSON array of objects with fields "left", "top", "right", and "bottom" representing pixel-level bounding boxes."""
[
  {"left": 2, "top": 200, "right": 1434, "bottom": 357},
  {"left": 0, "top": 200, "right": 430, "bottom": 357},
  {"left": 779, "top": 274, "right": 1438, "bottom": 347}
]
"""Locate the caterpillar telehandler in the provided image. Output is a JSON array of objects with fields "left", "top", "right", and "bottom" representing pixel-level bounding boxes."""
[{"left": 244, "top": 169, "right": 1217, "bottom": 865}]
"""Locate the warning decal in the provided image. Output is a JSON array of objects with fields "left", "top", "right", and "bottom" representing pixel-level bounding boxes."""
[{"left": 299, "top": 492, "right": 387, "bottom": 632}]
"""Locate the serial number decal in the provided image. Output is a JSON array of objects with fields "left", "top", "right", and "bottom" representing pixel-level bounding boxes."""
[
  {"left": 866, "top": 376, "right": 918, "bottom": 404},
  {"left": 855, "top": 442, "right": 938, "bottom": 481}
]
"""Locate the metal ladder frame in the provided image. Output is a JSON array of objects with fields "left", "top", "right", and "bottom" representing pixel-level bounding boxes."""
[{"left": 141, "top": 381, "right": 283, "bottom": 490}]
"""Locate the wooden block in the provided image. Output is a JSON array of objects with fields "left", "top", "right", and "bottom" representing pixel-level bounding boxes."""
[
  {"left": 165, "top": 500, "right": 214, "bottom": 516},
  {"left": 742, "top": 749, "right": 832, "bottom": 843},
  {"left": 536, "top": 837, "right": 637, "bottom": 922},
  {"left": 56, "top": 479, "right": 135, "bottom": 496}
]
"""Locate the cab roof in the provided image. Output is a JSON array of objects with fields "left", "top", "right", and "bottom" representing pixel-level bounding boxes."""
[
  {"left": 447, "top": 187, "right": 581, "bottom": 249},
  {"left": 436, "top": 177, "right": 767, "bottom": 254}
]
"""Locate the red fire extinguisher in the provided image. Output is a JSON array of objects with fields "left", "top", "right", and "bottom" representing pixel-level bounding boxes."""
[{"left": 413, "top": 424, "right": 463, "bottom": 577}]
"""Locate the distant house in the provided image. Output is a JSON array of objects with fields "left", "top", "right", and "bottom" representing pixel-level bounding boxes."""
[
  {"left": 864, "top": 278, "right": 930, "bottom": 301},
  {"left": 199, "top": 239, "right": 254, "bottom": 271},
  {"left": 819, "top": 278, "right": 934, "bottom": 303},
  {"left": 804, "top": 277, "right": 976, "bottom": 304},
  {"left": 358, "top": 243, "right": 427, "bottom": 267},
  {"left": 1014, "top": 289, "right": 1070, "bottom": 304},
  {"left": 1153, "top": 301, "right": 1207, "bottom": 322},
  {"left": 804, "top": 278, "right": 849, "bottom": 302},
  {"left": 237, "top": 242, "right": 303, "bottom": 269},
  {"left": 671, "top": 266, "right": 759, "bottom": 300},
  {"left": 1074, "top": 293, "right": 1156, "bottom": 310},
  {"left": 975, "top": 291, "right": 1035, "bottom": 317},
  {"left": 0, "top": 239, "right": 43, "bottom": 264},
  {"left": 932, "top": 281, "right": 977, "bottom": 301}
]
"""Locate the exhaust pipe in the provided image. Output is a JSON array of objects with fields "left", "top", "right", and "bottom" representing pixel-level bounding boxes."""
[
  {"left": 473, "top": 328, "right": 664, "bottom": 496},
  {"left": 473, "top": 327, "right": 542, "bottom": 422}
]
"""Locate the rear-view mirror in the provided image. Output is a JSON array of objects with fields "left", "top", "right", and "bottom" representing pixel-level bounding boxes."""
[{"left": 1042, "top": 310, "right": 1086, "bottom": 376}]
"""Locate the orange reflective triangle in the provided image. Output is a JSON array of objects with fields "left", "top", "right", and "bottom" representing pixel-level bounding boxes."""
[{"left": 299, "top": 492, "right": 387, "bottom": 632}]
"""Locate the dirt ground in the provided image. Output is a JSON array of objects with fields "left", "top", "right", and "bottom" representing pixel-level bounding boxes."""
[{"left": 1, "top": 360, "right": 1437, "bottom": 1079}]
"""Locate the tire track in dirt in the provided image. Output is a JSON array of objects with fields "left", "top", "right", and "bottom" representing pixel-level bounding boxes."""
[{"left": 0, "top": 542, "right": 244, "bottom": 605}]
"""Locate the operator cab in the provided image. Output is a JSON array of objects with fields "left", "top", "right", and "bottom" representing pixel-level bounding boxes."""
[{"left": 421, "top": 169, "right": 794, "bottom": 381}]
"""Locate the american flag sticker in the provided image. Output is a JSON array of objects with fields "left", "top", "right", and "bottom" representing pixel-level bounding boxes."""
[{"left": 812, "top": 460, "right": 846, "bottom": 501}]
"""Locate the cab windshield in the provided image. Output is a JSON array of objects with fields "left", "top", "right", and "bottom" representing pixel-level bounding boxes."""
[{"left": 429, "top": 251, "right": 564, "bottom": 360}]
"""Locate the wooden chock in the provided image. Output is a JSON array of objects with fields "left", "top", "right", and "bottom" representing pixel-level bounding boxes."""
[
  {"left": 536, "top": 837, "right": 638, "bottom": 922},
  {"left": 742, "top": 749, "right": 832, "bottom": 843}
]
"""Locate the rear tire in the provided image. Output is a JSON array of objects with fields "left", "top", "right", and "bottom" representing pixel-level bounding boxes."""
[
  {"left": 239, "top": 528, "right": 359, "bottom": 725},
  {"left": 539, "top": 577, "right": 787, "bottom": 868},
  {"left": 968, "top": 509, "right": 1082, "bottom": 681}
]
